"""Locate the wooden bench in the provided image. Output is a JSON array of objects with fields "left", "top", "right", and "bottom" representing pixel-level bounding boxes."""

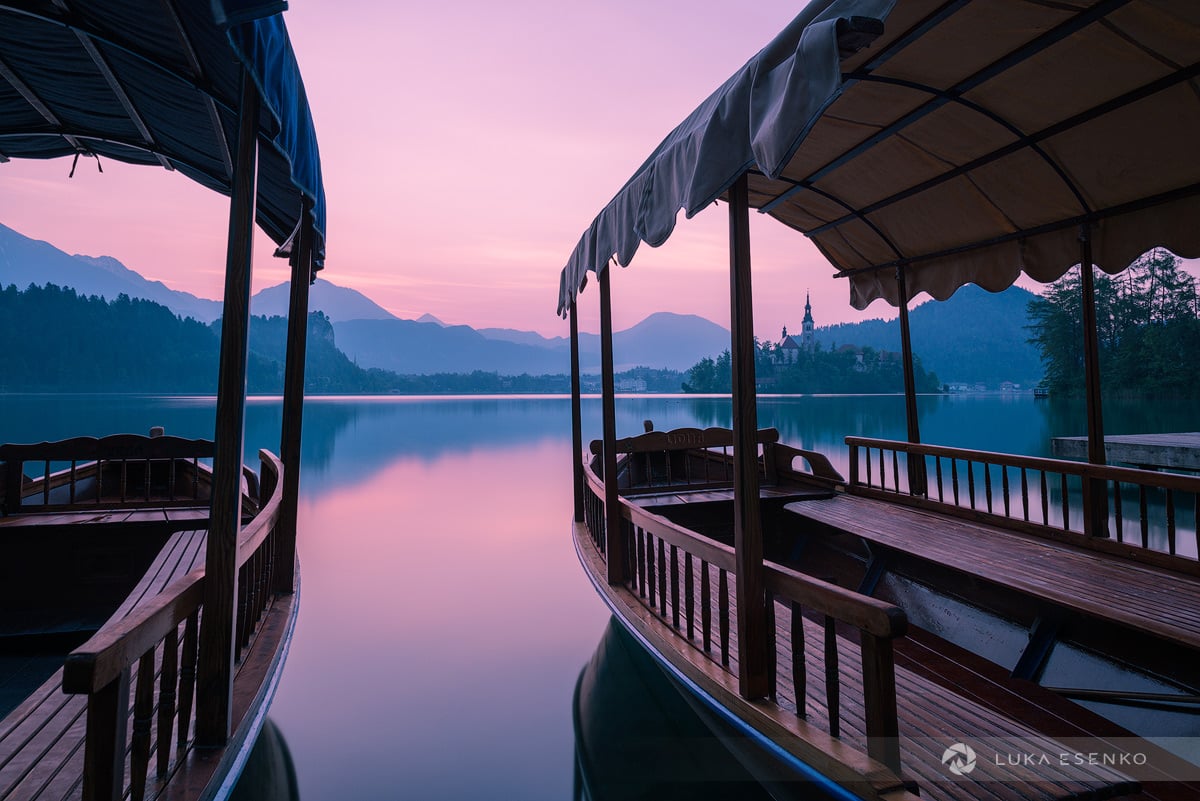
[
  {"left": 0, "top": 434, "right": 214, "bottom": 519},
  {"left": 0, "top": 528, "right": 207, "bottom": 801},
  {"left": 591, "top": 425, "right": 842, "bottom": 498},
  {"left": 783, "top": 493, "right": 1200, "bottom": 654}
]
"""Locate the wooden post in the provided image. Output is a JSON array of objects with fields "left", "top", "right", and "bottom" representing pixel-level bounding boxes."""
[
  {"left": 895, "top": 266, "right": 927, "bottom": 496},
  {"left": 82, "top": 670, "right": 129, "bottom": 801},
  {"left": 861, "top": 634, "right": 901, "bottom": 774},
  {"left": 275, "top": 207, "right": 313, "bottom": 594},
  {"left": 728, "top": 173, "right": 768, "bottom": 700},
  {"left": 599, "top": 268, "right": 625, "bottom": 583},
  {"left": 1079, "top": 225, "right": 1109, "bottom": 537},
  {"left": 570, "top": 300, "right": 585, "bottom": 523},
  {"left": 197, "top": 68, "right": 259, "bottom": 748}
]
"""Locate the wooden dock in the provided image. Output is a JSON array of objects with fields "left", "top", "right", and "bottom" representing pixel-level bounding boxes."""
[{"left": 1051, "top": 433, "right": 1200, "bottom": 472}]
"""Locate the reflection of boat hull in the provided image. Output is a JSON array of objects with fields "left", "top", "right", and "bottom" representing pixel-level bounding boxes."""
[{"left": 573, "top": 617, "right": 777, "bottom": 801}]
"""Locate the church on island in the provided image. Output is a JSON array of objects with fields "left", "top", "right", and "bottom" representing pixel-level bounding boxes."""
[{"left": 777, "top": 292, "right": 817, "bottom": 364}]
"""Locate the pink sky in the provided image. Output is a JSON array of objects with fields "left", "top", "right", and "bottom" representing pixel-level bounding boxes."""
[{"left": 0, "top": 2, "right": 1192, "bottom": 340}]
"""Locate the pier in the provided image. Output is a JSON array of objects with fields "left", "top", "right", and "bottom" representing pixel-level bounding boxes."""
[{"left": 1051, "top": 433, "right": 1200, "bottom": 472}]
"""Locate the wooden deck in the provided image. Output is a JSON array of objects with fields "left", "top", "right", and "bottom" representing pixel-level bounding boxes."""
[
  {"left": 630, "top": 484, "right": 834, "bottom": 508},
  {"left": 783, "top": 493, "right": 1200, "bottom": 652},
  {"left": 574, "top": 517, "right": 1193, "bottom": 801},
  {"left": 0, "top": 509, "right": 209, "bottom": 532},
  {"left": 1052, "top": 434, "right": 1200, "bottom": 472},
  {"left": 0, "top": 527, "right": 206, "bottom": 800}
]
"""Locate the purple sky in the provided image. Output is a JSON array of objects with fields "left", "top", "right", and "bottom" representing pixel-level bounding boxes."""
[{"left": 0, "top": 2, "right": 1193, "bottom": 339}]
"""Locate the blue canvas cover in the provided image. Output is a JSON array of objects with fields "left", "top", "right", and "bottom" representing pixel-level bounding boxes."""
[{"left": 0, "top": 0, "right": 326, "bottom": 269}]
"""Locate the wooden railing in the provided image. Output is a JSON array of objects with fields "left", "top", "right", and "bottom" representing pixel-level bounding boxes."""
[
  {"left": 764, "top": 562, "right": 906, "bottom": 773},
  {"left": 0, "top": 433, "right": 214, "bottom": 515},
  {"left": 589, "top": 427, "right": 780, "bottom": 495},
  {"left": 848, "top": 437, "right": 1200, "bottom": 569},
  {"left": 763, "top": 441, "right": 845, "bottom": 487},
  {"left": 62, "top": 450, "right": 286, "bottom": 801},
  {"left": 582, "top": 456, "right": 906, "bottom": 774}
]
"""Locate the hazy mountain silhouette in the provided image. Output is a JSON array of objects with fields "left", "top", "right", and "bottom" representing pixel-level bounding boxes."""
[
  {"left": 0, "top": 222, "right": 1042, "bottom": 383},
  {"left": 251, "top": 279, "right": 397, "bottom": 322},
  {"left": 0, "top": 222, "right": 223, "bottom": 322},
  {"left": 337, "top": 311, "right": 733, "bottom": 375},
  {"left": 811, "top": 285, "right": 1043, "bottom": 387},
  {"left": 0, "top": 223, "right": 398, "bottom": 325}
]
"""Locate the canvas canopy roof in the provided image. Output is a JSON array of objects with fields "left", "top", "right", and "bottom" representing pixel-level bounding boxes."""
[
  {"left": 0, "top": 0, "right": 326, "bottom": 270},
  {"left": 557, "top": 0, "right": 1200, "bottom": 315}
]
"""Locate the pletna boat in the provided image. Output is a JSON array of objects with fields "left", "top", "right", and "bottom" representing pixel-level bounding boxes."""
[
  {"left": 0, "top": 2, "right": 324, "bottom": 799},
  {"left": 559, "top": 2, "right": 1200, "bottom": 800}
]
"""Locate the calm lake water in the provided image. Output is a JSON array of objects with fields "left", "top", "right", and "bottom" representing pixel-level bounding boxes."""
[{"left": 0, "top": 392, "right": 1196, "bottom": 799}]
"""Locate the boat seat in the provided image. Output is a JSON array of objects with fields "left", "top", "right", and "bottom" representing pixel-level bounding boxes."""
[
  {"left": 0, "top": 528, "right": 206, "bottom": 801},
  {"left": 783, "top": 493, "right": 1200, "bottom": 652}
]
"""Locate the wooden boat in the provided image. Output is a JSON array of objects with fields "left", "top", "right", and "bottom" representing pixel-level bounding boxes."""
[
  {"left": 558, "top": 2, "right": 1200, "bottom": 800},
  {"left": 0, "top": 2, "right": 325, "bottom": 799}
]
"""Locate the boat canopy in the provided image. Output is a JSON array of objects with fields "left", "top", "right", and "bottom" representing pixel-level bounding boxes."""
[
  {"left": 557, "top": 0, "right": 1200, "bottom": 314},
  {"left": 0, "top": 0, "right": 326, "bottom": 270}
]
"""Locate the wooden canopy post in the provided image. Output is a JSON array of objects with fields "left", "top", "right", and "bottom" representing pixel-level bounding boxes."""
[
  {"left": 1079, "top": 225, "right": 1109, "bottom": 537},
  {"left": 197, "top": 67, "right": 259, "bottom": 748},
  {"left": 275, "top": 206, "right": 313, "bottom": 594},
  {"left": 895, "top": 265, "right": 927, "bottom": 496},
  {"left": 598, "top": 268, "right": 625, "bottom": 583},
  {"left": 728, "top": 173, "right": 768, "bottom": 700},
  {"left": 570, "top": 300, "right": 585, "bottom": 523}
]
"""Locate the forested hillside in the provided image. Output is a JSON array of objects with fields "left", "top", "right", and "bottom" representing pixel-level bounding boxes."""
[
  {"left": 815, "top": 284, "right": 1043, "bottom": 388},
  {"left": 0, "top": 284, "right": 387, "bottom": 393}
]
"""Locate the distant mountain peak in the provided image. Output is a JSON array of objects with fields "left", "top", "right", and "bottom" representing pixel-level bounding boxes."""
[
  {"left": 0, "top": 223, "right": 222, "bottom": 322},
  {"left": 250, "top": 279, "right": 398, "bottom": 323},
  {"left": 416, "top": 313, "right": 446, "bottom": 326}
]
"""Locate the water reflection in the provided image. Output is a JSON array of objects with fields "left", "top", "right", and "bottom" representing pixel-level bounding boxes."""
[
  {"left": 2, "top": 393, "right": 1197, "bottom": 799},
  {"left": 230, "top": 718, "right": 300, "bottom": 801},
  {"left": 574, "top": 619, "right": 775, "bottom": 801}
]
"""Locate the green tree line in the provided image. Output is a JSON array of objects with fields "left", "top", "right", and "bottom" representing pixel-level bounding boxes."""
[
  {"left": 1026, "top": 249, "right": 1200, "bottom": 397},
  {"left": 0, "top": 284, "right": 680, "bottom": 395},
  {"left": 682, "top": 339, "right": 939, "bottom": 394}
]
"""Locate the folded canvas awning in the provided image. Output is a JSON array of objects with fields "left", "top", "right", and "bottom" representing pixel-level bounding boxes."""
[
  {"left": 558, "top": 0, "right": 1200, "bottom": 314},
  {"left": 0, "top": 0, "right": 326, "bottom": 270}
]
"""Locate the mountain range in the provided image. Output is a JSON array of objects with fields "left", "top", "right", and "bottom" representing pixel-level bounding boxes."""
[{"left": 0, "top": 222, "right": 1045, "bottom": 384}]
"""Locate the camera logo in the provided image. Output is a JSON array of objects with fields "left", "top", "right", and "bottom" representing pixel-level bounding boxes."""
[{"left": 942, "top": 743, "right": 977, "bottom": 776}]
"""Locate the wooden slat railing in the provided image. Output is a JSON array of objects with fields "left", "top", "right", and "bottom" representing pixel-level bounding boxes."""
[
  {"left": 0, "top": 434, "right": 214, "bottom": 515},
  {"left": 581, "top": 456, "right": 906, "bottom": 774},
  {"left": 764, "top": 562, "right": 906, "bottom": 773},
  {"left": 589, "top": 427, "right": 779, "bottom": 495},
  {"left": 62, "top": 450, "right": 286, "bottom": 801},
  {"left": 847, "top": 437, "right": 1200, "bottom": 569}
]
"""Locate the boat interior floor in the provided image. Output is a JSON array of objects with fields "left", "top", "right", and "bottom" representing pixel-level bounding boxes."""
[
  {"left": 584, "top": 514, "right": 1200, "bottom": 801},
  {"left": 0, "top": 528, "right": 206, "bottom": 801},
  {"left": 783, "top": 494, "right": 1200, "bottom": 654},
  {"left": 0, "top": 508, "right": 211, "bottom": 533}
]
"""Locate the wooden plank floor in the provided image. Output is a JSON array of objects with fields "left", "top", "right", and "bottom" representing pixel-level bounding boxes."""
[
  {"left": 614, "top": 533, "right": 1156, "bottom": 801},
  {"left": 630, "top": 484, "right": 834, "bottom": 508},
  {"left": 0, "top": 509, "right": 208, "bottom": 530},
  {"left": 0, "top": 529, "right": 206, "bottom": 801},
  {"left": 784, "top": 495, "right": 1200, "bottom": 651}
]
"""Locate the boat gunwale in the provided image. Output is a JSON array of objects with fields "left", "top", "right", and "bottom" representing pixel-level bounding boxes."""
[{"left": 570, "top": 520, "right": 916, "bottom": 801}]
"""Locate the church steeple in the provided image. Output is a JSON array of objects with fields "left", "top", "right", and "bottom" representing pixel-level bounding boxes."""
[{"left": 800, "top": 291, "right": 815, "bottom": 350}]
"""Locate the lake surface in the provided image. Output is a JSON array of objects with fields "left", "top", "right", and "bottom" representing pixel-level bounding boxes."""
[{"left": 0, "top": 392, "right": 1196, "bottom": 799}]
